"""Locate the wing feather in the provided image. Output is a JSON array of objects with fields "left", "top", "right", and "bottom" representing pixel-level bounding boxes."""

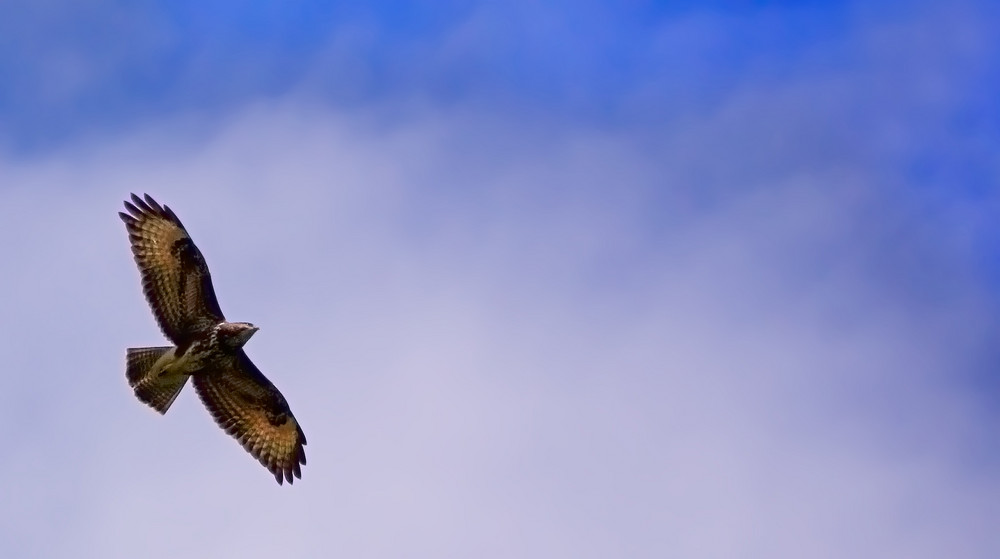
[
  {"left": 193, "top": 351, "right": 307, "bottom": 484},
  {"left": 119, "top": 193, "right": 225, "bottom": 343}
]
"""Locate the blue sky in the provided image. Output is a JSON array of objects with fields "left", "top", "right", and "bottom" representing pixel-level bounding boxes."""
[{"left": 1, "top": 1, "right": 999, "bottom": 557}]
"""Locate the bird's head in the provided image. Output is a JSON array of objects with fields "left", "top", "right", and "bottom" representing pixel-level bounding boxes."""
[{"left": 216, "top": 321, "right": 259, "bottom": 349}]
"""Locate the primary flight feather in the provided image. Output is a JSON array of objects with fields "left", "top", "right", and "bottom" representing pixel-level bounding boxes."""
[{"left": 120, "top": 193, "right": 306, "bottom": 485}]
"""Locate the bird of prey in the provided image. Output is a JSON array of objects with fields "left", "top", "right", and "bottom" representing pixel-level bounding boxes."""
[{"left": 120, "top": 193, "right": 306, "bottom": 485}]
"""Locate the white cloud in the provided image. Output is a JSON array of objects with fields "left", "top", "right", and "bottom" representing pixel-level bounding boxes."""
[{"left": 0, "top": 93, "right": 996, "bottom": 558}]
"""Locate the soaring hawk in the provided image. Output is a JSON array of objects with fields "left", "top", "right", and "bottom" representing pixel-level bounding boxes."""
[{"left": 120, "top": 193, "right": 306, "bottom": 484}]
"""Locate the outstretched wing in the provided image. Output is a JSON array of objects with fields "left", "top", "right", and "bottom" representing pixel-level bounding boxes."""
[
  {"left": 193, "top": 351, "right": 307, "bottom": 484},
  {"left": 119, "top": 193, "right": 225, "bottom": 344}
]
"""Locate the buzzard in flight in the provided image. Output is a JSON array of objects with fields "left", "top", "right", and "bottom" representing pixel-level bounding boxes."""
[{"left": 120, "top": 193, "right": 306, "bottom": 484}]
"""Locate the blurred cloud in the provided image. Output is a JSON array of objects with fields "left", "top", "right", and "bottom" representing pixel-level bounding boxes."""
[
  {"left": 3, "top": 1, "right": 997, "bottom": 154},
  {"left": 1, "top": 94, "right": 998, "bottom": 556}
]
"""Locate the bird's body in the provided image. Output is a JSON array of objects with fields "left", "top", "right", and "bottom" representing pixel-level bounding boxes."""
[{"left": 120, "top": 193, "right": 306, "bottom": 484}]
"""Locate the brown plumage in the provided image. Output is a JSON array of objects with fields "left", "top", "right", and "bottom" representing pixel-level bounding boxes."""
[
  {"left": 120, "top": 195, "right": 223, "bottom": 345},
  {"left": 194, "top": 352, "right": 307, "bottom": 484},
  {"left": 120, "top": 193, "right": 307, "bottom": 485}
]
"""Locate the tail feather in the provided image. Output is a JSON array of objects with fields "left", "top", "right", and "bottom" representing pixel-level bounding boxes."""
[{"left": 126, "top": 346, "right": 188, "bottom": 414}]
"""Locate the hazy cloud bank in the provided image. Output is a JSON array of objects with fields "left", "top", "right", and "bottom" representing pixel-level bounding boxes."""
[{"left": 0, "top": 95, "right": 996, "bottom": 557}]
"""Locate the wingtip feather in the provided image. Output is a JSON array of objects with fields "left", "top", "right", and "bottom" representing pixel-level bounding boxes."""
[
  {"left": 122, "top": 193, "right": 186, "bottom": 229},
  {"left": 143, "top": 193, "right": 166, "bottom": 214},
  {"left": 122, "top": 200, "right": 140, "bottom": 217},
  {"left": 129, "top": 192, "right": 147, "bottom": 211}
]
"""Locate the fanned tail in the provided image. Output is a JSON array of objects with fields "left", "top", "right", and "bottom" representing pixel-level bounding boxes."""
[{"left": 126, "top": 346, "right": 188, "bottom": 414}]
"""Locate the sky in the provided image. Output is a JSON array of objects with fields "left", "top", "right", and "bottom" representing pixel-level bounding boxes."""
[{"left": 1, "top": 1, "right": 999, "bottom": 557}]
